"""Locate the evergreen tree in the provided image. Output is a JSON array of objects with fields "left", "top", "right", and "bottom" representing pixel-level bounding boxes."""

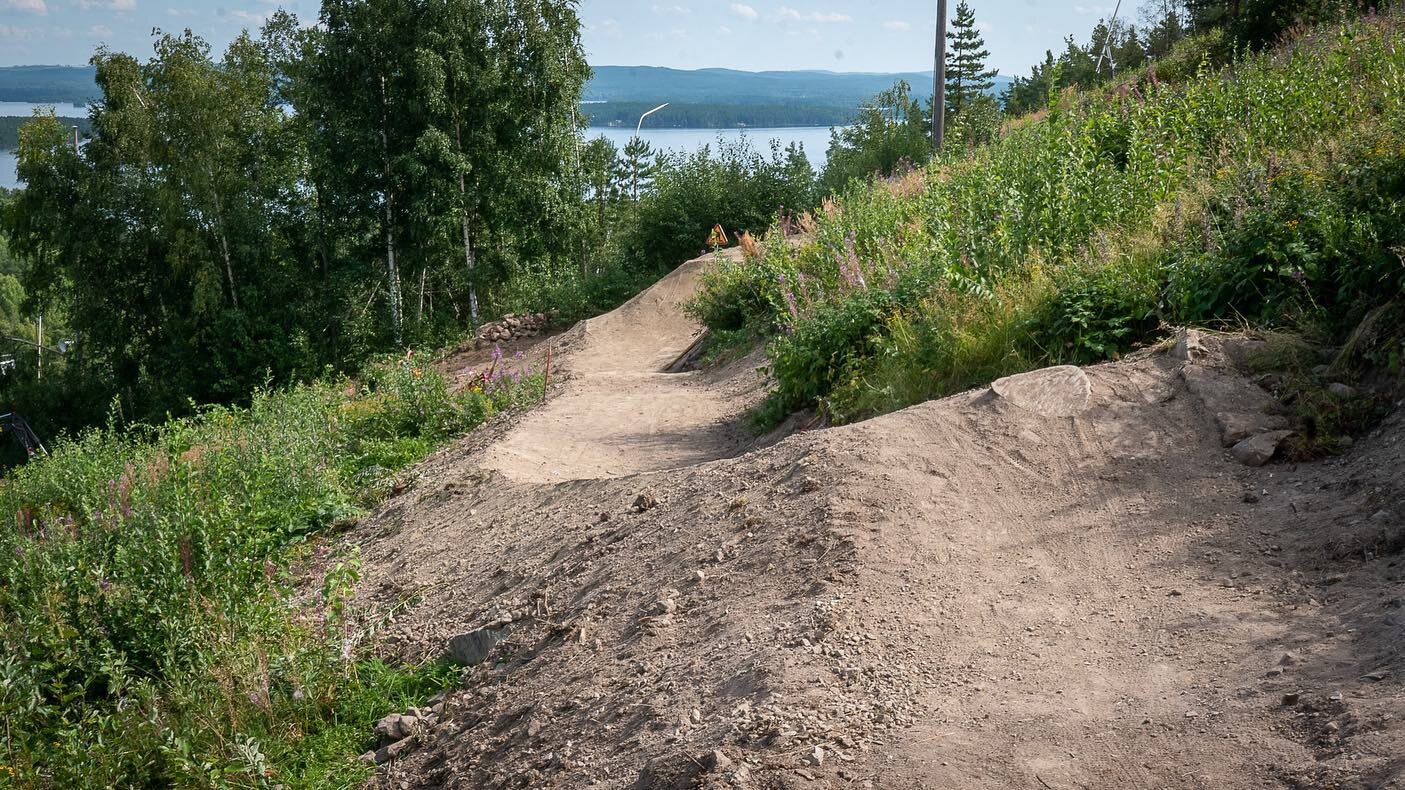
[
  {"left": 1004, "top": 50, "right": 1058, "bottom": 116},
  {"left": 620, "top": 136, "right": 657, "bottom": 201},
  {"left": 945, "top": 1, "right": 999, "bottom": 118}
]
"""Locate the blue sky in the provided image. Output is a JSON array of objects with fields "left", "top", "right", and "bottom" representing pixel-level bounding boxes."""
[{"left": 0, "top": 0, "right": 1120, "bottom": 74}]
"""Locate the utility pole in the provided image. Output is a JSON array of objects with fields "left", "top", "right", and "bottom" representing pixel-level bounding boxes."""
[{"left": 933, "top": 0, "right": 947, "bottom": 152}]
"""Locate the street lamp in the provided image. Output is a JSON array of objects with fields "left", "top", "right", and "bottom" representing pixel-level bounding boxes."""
[{"left": 635, "top": 102, "right": 670, "bottom": 137}]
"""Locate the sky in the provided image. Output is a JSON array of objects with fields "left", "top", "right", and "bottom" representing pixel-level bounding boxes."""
[{"left": 0, "top": 0, "right": 1122, "bottom": 75}]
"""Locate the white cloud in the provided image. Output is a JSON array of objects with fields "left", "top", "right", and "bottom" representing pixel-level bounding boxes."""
[
  {"left": 585, "top": 17, "right": 622, "bottom": 37},
  {"left": 881, "top": 20, "right": 909, "bottom": 31},
  {"left": 164, "top": 6, "right": 194, "bottom": 14},
  {"left": 1074, "top": 4, "right": 1113, "bottom": 14},
  {"left": 0, "top": 23, "right": 36, "bottom": 37},
  {"left": 4, "top": 0, "right": 47, "bottom": 15},
  {"left": 650, "top": 3, "right": 690, "bottom": 14},
  {"left": 729, "top": 3, "right": 757, "bottom": 20},
  {"left": 76, "top": 0, "right": 134, "bottom": 10},
  {"left": 86, "top": 23, "right": 111, "bottom": 35},
  {"left": 229, "top": 8, "right": 267, "bottom": 23},
  {"left": 774, "top": 6, "right": 851, "bottom": 23}
]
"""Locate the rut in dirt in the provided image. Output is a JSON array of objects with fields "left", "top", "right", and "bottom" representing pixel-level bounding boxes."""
[{"left": 354, "top": 251, "right": 1405, "bottom": 790}]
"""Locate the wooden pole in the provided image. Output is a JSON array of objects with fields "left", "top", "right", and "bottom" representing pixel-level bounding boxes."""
[{"left": 933, "top": 0, "right": 948, "bottom": 152}]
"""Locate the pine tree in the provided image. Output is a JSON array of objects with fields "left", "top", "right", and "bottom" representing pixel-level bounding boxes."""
[
  {"left": 620, "top": 136, "right": 657, "bottom": 201},
  {"left": 944, "top": 1, "right": 998, "bottom": 118}
]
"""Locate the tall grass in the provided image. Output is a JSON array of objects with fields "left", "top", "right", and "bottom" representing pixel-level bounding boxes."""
[
  {"left": 690, "top": 11, "right": 1405, "bottom": 423},
  {"left": 0, "top": 352, "right": 543, "bottom": 786}
]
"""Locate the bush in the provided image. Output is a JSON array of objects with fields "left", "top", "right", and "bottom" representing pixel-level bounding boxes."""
[
  {"left": 617, "top": 136, "right": 816, "bottom": 272},
  {"left": 690, "top": 10, "right": 1405, "bottom": 425},
  {"left": 0, "top": 353, "right": 542, "bottom": 785}
]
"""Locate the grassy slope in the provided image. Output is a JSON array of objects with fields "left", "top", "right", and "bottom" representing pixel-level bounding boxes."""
[
  {"left": 690, "top": 12, "right": 1405, "bottom": 425},
  {"left": 0, "top": 353, "right": 544, "bottom": 786}
]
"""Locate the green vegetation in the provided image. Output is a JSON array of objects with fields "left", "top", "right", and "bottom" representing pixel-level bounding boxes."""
[
  {"left": 692, "top": 10, "right": 1405, "bottom": 426},
  {"left": 0, "top": 353, "right": 544, "bottom": 785},
  {"left": 0, "top": 117, "right": 88, "bottom": 152}
]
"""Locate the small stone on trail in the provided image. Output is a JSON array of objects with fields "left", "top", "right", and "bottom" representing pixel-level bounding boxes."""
[
  {"left": 1326, "top": 382, "right": 1358, "bottom": 399},
  {"left": 809, "top": 745, "right": 826, "bottom": 766},
  {"left": 633, "top": 493, "right": 658, "bottom": 512},
  {"left": 373, "top": 736, "right": 416, "bottom": 764},
  {"left": 1171, "top": 328, "right": 1208, "bottom": 361},
  {"left": 1243, "top": 490, "right": 1261, "bottom": 503},
  {"left": 1231, "top": 430, "right": 1293, "bottom": 467},
  {"left": 446, "top": 625, "right": 511, "bottom": 666},
  {"left": 706, "top": 749, "right": 732, "bottom": 772},
  {"left": 1279, "top": 652, "right": 1298, "bottom": 666},
  {"left": 1281, "top": 693, "right": 1300, "bottom": 706},
  {"left": 1329, "top": 691, "right": 1343, "bottom": 701},
  {"left": 1168, "top": 589, "right": 1183, "bottom": 597},
  {"left": 375, "top": 712, "right": 408, "bottom": 742}
]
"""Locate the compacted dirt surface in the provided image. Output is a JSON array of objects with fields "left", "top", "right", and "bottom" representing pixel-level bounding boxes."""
[{"left": 349, "top": 250, "right": 1405, "bottom": 789}]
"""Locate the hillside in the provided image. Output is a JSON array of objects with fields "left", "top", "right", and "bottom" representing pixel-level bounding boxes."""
[
  {"left": 0, "top": 65, "right": 99, "bottom": 103},
  {"left": 583, "top": 66, "right": 1012, "bottom": 127},
  {"left": 348, "top": 248, "right": 1404, "bottom": 788}
]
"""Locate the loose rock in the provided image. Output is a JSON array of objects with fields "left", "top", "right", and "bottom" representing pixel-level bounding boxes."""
[
  {"left": 1230, "top": 430, "right": 1293, "bottom": 466},
  {"left": 447, "top": 625, "right": 512, "bottom": 666}
]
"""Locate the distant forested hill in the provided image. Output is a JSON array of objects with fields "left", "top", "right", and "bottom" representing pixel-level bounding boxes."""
[
  {"left": 0, "top": 66, "right": 99, "bottom": 103},
  {"left": 0, "top": 63, "right": 1014, "bottom": 129},
  {"left": 583, "top": 66, "right": 1012, "bottom": 128}
]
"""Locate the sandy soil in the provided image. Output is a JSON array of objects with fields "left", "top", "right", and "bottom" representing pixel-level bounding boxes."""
[{"left": 348, "top": 250, "right": 1405, "bottom": 789}]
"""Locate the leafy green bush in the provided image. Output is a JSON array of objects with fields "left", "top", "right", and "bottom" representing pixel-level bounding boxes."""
[
  {"left": 691, "top": 10, "right": 1405, "bottom": 424},
  {"left": 0, "top": 353, "right": 541, "bottom": 785},
  {"left": 617, "top": 136, "right": 816, "bottom": 272}
]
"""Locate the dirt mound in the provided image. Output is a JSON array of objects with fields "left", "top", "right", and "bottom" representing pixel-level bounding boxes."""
[{"left": 348, "top": 252, "right": 1405, "bottom": 789}]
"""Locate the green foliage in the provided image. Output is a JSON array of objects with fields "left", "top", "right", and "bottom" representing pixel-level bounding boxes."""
[
  {"left": 1, "top": 2, "right": 589, "bottom": 428},
  {"left": 619, "top": 136, "right": 816, "bottom": 272},
  {"left": 945, "top": 1, "right": 999, "bottom": 118},
  {"left": 821, "top": 81, "right": 931, "bottom": 194},
  {"left": 0, "top": 116, "right": 88, "bottom": 152},
  {"left": 693, "top": 9, "right": 1405, "bottom": 425},
  {"left": 0, "top": 355, "right": 542, "bottom": 785}
]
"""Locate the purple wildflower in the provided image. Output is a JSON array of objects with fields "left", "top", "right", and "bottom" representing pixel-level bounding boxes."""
[{"left": 778, "top": 273, "right": 800, "bottom": 321}]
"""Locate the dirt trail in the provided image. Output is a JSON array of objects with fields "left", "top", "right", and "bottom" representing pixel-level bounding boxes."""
[
  {"left": 352, "top": 252, "right": 1405, "bottom": 790},
  {"left": 478, "top": 248, "right": 769, "bottom": 482}
]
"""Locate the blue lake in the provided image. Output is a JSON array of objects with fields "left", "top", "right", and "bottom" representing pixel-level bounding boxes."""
[{"left": 3, "top": 97, "right": 836, "bottom": 190}]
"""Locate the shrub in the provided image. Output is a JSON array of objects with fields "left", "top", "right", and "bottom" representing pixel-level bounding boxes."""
[
  {"left": 617, "top": 136, "right": 816, "bottom": 272},
  {"left": 690, "top": 10, "right": 1405, "bottom": 425},
  {"left": 0, "top": 354, "right": 542, "bottom": 785}
]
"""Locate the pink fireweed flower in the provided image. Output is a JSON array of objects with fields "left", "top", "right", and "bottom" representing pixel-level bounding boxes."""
[{"left": 778, "top": 273, "right": 800, "bottom": 321}]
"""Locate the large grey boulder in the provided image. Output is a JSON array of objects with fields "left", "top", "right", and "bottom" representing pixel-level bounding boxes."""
[{"left": 990, "top": 365, "right": 1091, "bottom": 418}]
